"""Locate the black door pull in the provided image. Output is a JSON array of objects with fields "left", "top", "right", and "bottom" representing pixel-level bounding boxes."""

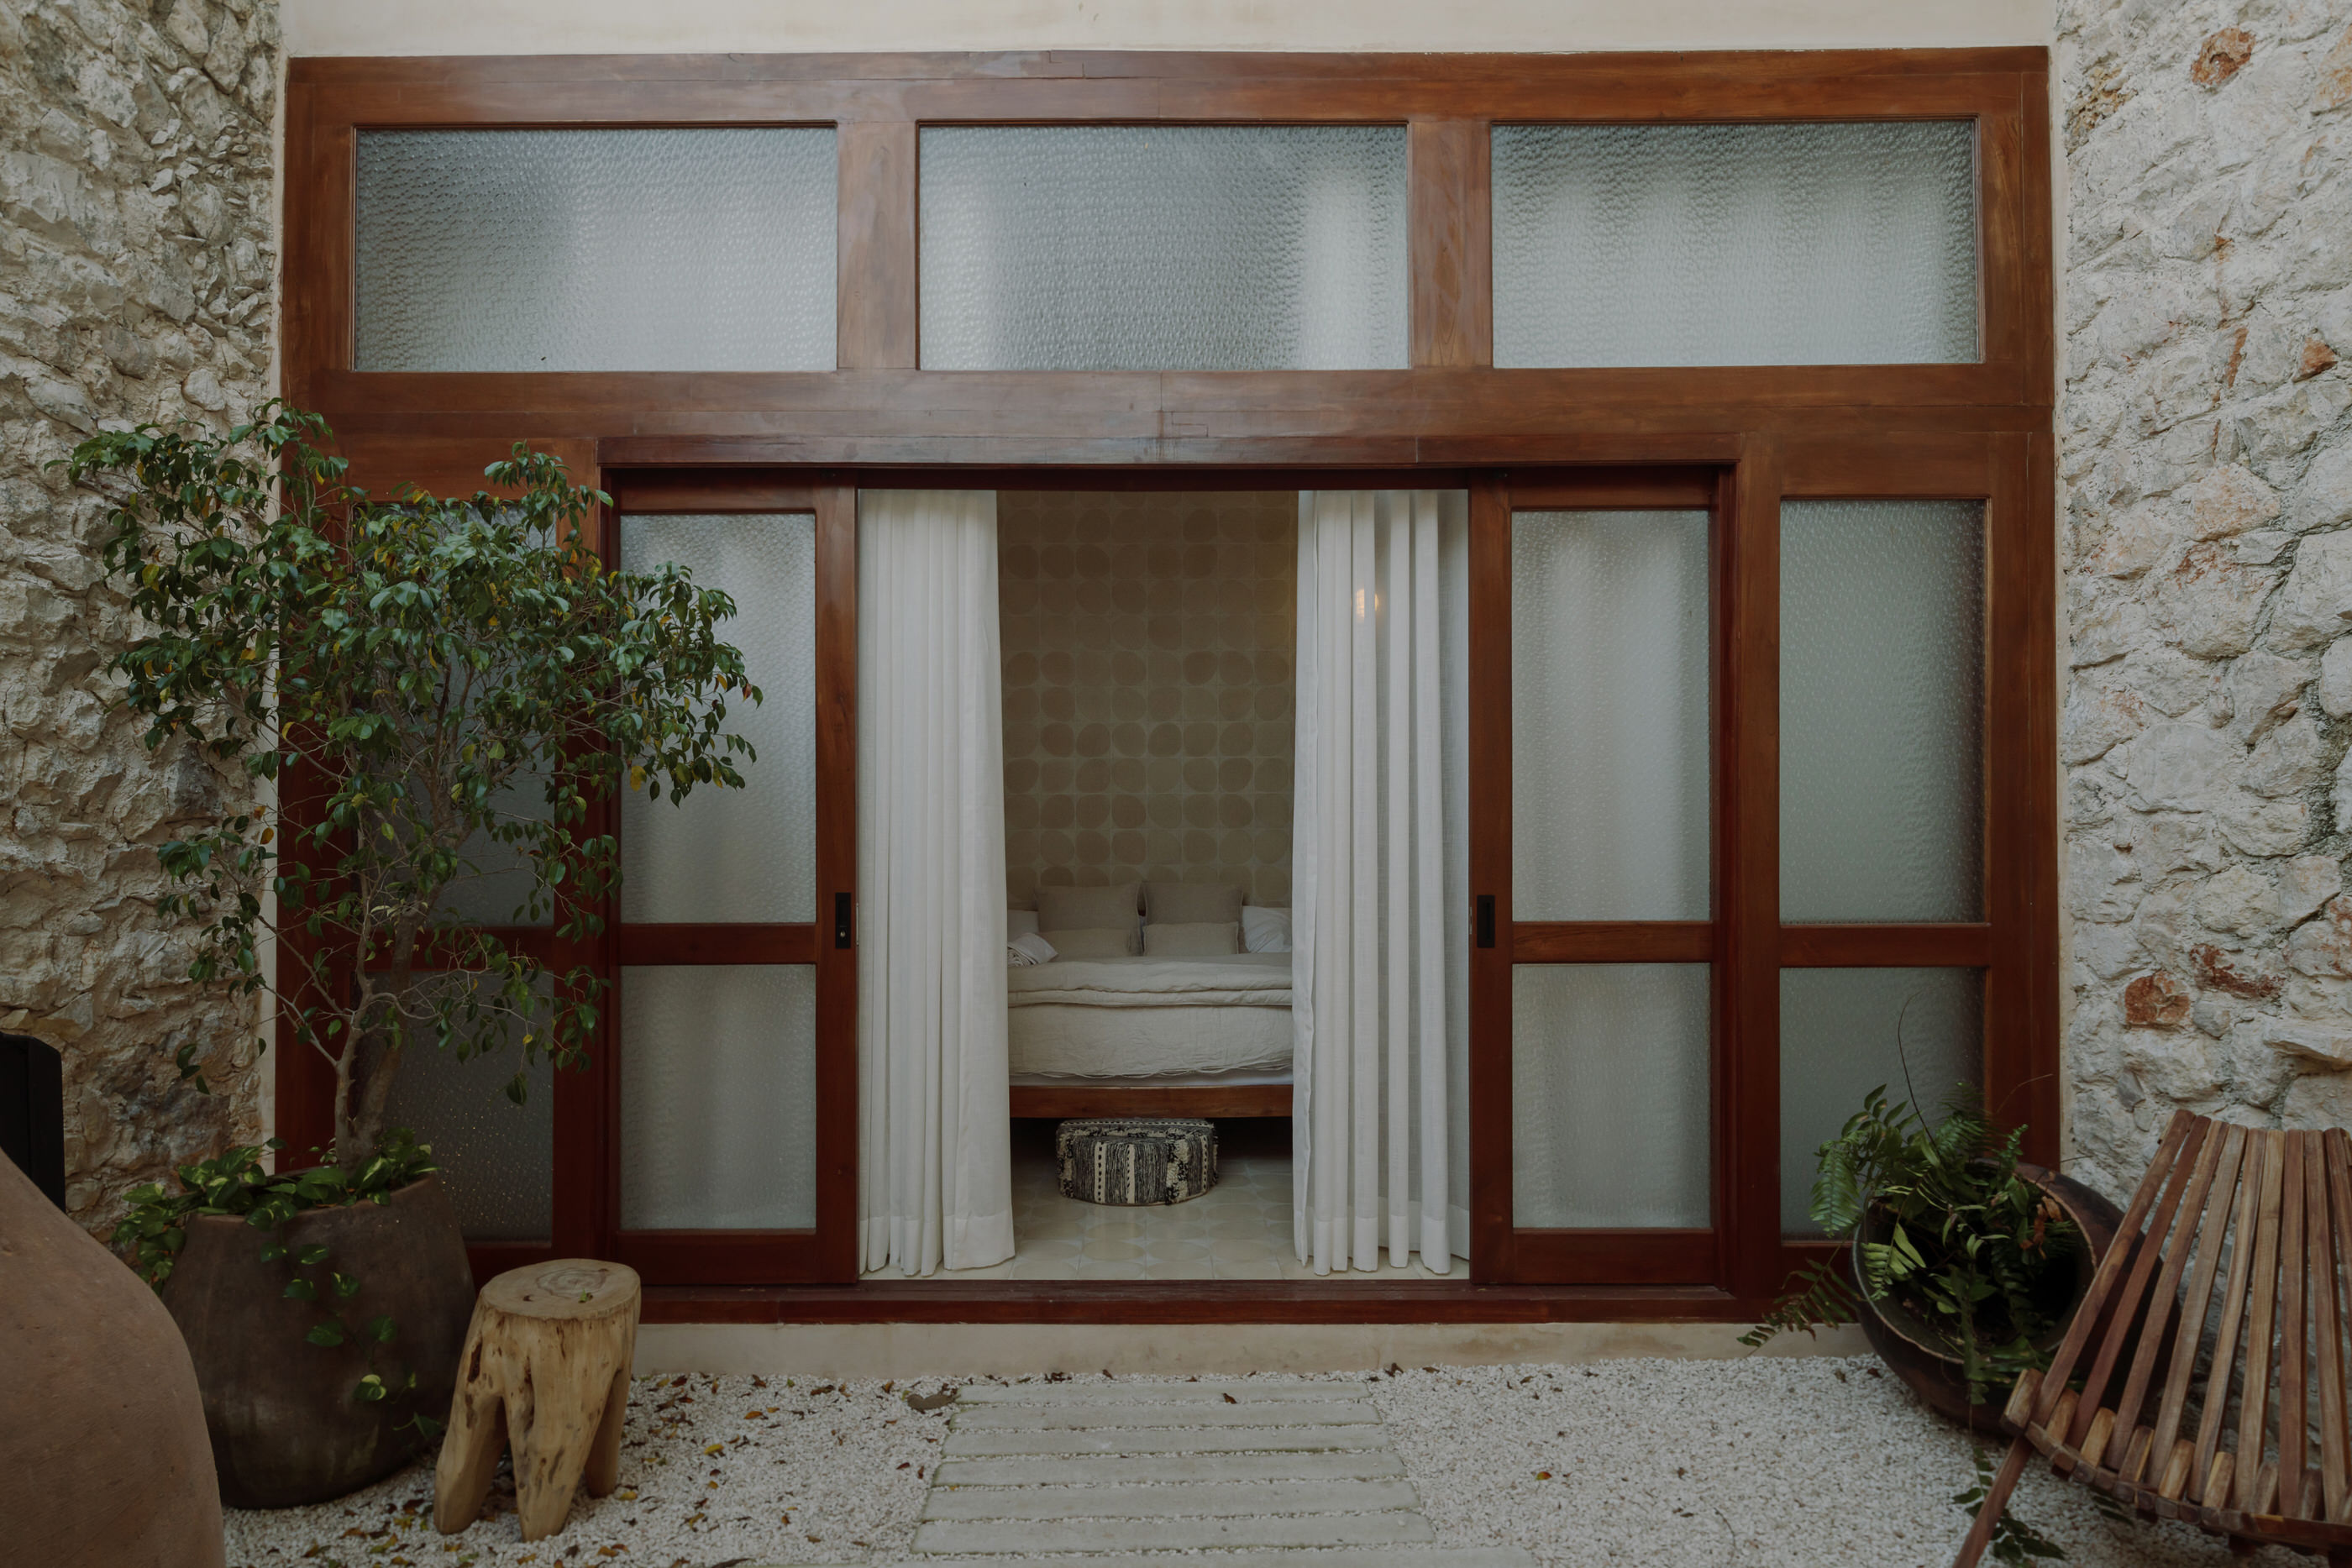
[
  {"left": 1476, "top": 894, "right": 1496, "bottom": 949},
  {"left": 834, "top": 891, "right": 854, "bottom": 949}
]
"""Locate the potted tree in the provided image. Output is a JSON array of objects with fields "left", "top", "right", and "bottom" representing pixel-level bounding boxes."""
[
  {"left": 1745, "top": 1084, "right": 2122, "bottom": 1429},
  {"left": 71, "top": 405, "right": 761, "bottom": 1506}
]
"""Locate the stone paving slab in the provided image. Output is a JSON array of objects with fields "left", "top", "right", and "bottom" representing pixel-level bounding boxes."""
[
  {"left": 921, "top": 1478, "right": 1421, "bottom": 1521},
  {"left": 942, "top": 1425, "right": 1390, "bottom": 1457},
  {"left": 952, "top": 1402, "right": 1378, "bottom": 1430},
  {"left": 956, "top": 1382, "right": 1362, "bottom": 1405},
  {"left": 912, "top": 1512, "right": 1438, "bottom": 1554},
  {"left": 933, "top": 1450, "right": 1409, "bottom": 1487}
]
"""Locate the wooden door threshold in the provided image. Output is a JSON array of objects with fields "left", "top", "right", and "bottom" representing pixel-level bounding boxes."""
[{"left": 642, "top": 1279, "right": 1753, "bottom": 1324}]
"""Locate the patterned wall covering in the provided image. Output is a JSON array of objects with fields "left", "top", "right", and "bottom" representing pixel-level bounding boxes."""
[{"left": 998, "top": 491, "right": 1297, "bottom": 909}]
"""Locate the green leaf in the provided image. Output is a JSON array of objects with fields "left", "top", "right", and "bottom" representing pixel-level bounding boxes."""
[
  {"left": 304, "top": 1321, "right": 346, "bottom": 1347},
  {"left": 365, "top": 1314, "right": 396, "bottom": 1344},
  {"left": 283, "top": 1277, "right": 318, "bottom": 1301},
  {"left": 298, "top": 1243, "right": 330, "bottom": 1266}
]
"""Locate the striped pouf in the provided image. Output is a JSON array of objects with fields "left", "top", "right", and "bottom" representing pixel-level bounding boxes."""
[{"left": 1055, "top": 1119, "right": 1219, "bottom": 1206}]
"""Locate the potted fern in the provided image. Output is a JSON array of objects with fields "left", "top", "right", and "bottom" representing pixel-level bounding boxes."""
[{"left": 1745, "top": 1085, "right": 2120, "bottom": 1429}]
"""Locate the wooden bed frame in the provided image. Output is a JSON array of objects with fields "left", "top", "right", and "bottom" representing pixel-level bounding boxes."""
[{"left": 1008, "top": 1083, "right": 1293, "bottom": 1120}]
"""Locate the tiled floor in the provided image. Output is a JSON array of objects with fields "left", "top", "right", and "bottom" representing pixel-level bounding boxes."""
[{"left": 865, "top": 1141, "right": 1468, "bottom": 1282}]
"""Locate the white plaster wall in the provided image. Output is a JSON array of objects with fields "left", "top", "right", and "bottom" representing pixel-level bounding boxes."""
[{"left": 282, "top": 0, "right": 2051, "bottom": 57}]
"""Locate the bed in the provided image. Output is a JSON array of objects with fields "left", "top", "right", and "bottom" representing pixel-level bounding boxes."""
[{"left": 1005, "top": 952, "right": 1294, "bottom": 1119}]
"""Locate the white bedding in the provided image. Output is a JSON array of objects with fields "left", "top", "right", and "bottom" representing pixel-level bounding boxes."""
[{"left": 1005, "top": 953, "right": 1294, "bottom": 1080}]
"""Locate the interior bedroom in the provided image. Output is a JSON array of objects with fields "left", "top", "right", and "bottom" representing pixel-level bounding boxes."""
[{"left": 861, "top": 486, "right": 1467, "bottom": 1285}]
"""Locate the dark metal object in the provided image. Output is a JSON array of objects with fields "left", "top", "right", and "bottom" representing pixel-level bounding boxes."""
[
  {"left": 835, "top": 889, "right": 853, "bottom": 948},
  {"left": 0, "top": 1032, "right": 65, "bottom": 1210}
]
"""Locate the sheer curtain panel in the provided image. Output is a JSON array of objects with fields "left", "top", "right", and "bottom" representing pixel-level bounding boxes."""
[
  {"left": 1292, "top": 490, "right": 1471, "bottom": 1273},
  {"left": 856, "top": 491, "right": 1015, "bottom": 1275}
]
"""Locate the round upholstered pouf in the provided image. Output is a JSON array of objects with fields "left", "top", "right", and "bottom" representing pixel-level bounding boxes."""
[{"left": 1055, "top": 1119, "right": 1219, "bottom": 1206}]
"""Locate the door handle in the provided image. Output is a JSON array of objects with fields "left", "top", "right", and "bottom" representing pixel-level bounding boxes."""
[
  {"left": 1476, "top": 894, "right": 1496, "bottom": 949},
  {"left": 834, "top": 891, "right": 854, "bottom": 949}
]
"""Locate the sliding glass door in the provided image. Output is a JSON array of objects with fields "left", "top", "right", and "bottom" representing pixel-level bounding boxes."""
[{"left": 604, "top": 475, "right": 859, "bottom": 1283}]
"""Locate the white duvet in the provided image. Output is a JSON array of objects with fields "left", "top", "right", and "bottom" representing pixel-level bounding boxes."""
[
  {"left": 1005, "top": 952, "right": 1293, "bottom": 1009},
  {"left": 1005, "top": 952, "right": 1294, "bottom": 1080}
]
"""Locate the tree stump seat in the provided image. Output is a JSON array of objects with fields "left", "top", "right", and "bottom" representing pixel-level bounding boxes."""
[{"left": 434, "top": 1259, "right": 641, "bottom": 1543}]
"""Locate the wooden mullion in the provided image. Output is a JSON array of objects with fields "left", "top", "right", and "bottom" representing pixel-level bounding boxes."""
[
  {"left": 813, "top": 482, "right": 860, "bottom": 1282},
  {"left": 1512, "top": 923, "right": 1712, "bottom": 963},
  {"left": 1497, "top": 1229, "right": 1714, "bottom": 1286},
  {"left": 1777, "top": 923, "right": 1992, "bottom": 966},
  {"left": 1407, "top": 118, "right": 1490, "bottom": 370},
  {"left": 615, "top": 925, "right": 817, "bottom": 966},
  {"left": 1723, "top": 440, "right": 1782, "bottom": 1303},
  {"left": 838, "top": 118, "right": 917, "bottom": 370},
  {"left": 606, "top": 472, "right": 822, "bottom": 512},
  {"left": 1467, "top": 473, "right": 1515, "bottom": 1282},
  {"left": 1503, "top": 468, "right": 1719, "bottom": 509}
]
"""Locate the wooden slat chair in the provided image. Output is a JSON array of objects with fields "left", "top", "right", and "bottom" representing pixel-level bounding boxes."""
[{"left": 1956, "top": 1111, "right": 2352, "bottom": 1567}]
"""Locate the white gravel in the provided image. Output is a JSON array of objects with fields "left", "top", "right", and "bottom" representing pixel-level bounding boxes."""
[
  {"left": 225, "top": 1358, "right": 2297, "bottom": 1566},
  {"left": 1372, "top": 1356, "right": 2301, "bottom": 1568}
]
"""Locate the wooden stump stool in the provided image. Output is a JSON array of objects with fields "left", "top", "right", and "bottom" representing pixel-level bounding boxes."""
[{"left": 433, "top": 1259, "right": 640, "bottom": 1542}]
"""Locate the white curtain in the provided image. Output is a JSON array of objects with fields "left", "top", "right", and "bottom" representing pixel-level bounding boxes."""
[
  {"left": 856, "top": 490, "right": 1015, "bottom": 1275},
  {"left": 1292, "top": 490, "right": 1471, "bottom": 1273}
]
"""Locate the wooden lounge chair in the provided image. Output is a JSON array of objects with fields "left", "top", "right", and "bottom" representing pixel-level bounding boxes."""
[{"left": 1956, "top": 1110, "right": 2352, "bottom": 1566}]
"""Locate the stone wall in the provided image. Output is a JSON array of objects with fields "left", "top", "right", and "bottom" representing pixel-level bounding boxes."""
[
  {"left": 2060, "top": 0, "right": 2352, "bottom": 1197},
  {"left": 0, "top": 0, "right": 277, "bottom": 1230}
]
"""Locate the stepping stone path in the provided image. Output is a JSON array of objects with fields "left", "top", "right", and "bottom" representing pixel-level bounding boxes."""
[{"left": 899, "top": 1378, "right": 1533, "bottom": 1566}]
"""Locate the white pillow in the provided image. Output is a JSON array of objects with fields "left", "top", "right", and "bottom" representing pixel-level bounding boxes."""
[
  {"left": 1242, "top": 905, "right": 1292, "bottom": 954},
  {"left": 1007, "top": 931, "right": 1058, "bottom": 966},
  {"left": 1009, "top": 908, "right": 1040, "bottom": 938}
]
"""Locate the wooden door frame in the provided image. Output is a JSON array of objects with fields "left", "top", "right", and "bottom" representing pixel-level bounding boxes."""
[{"left": 273, "top": 45, "right": 2058, "bottom": 1316}]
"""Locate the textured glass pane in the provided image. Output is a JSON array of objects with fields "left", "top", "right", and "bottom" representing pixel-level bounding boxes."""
[
  {"left": 1782, "top": 501, "right": 1983, "bottom": 921},
  {"left": 1513, "top": 964, "right": 1710, "bottom": 1228},
  {"left": 621, "top": 514, "right": 816, "bottom": 924},
  {"left": 1493, "top": 123, "right": 1978, "bottom": 368},
  {"left": 1781, "top": 968, "right": 1982, "bottom": 1235},
  {"left": 921, "top": 126, "right": 1406, "bottom": 370},
  {"left": 438, "top": 774, "right": 554, "bottom": 927},
  {"left": 376, "top": 974, "right": 554, "bottom": 1242},
  {"left": 1512, "top": 511, "right": 1709, "bottom": 920},
  {"left": 356, "top": 128, "right": 836, "bottom": 372},
  {"left": 620, "top": 966, "right": 816, "bottom": 1230}
]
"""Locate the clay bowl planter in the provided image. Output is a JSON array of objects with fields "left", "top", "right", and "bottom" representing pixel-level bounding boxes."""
[
  {"left": 162, "top": 1174, "right": 475, "bottom": 1508},
  {"left": 1852, "top": 1161, "right": 2125, "bottom": 1433}
]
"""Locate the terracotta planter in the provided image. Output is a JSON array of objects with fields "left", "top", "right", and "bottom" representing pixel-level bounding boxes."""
[
  {"left": 0, "top": 1151, "right": 224, "bottom": 1568},
  {"left": 1854, "top": 1162, "right": 2124, "bottom": 1432},
  {"left": 163, "top": 1175, "right": 475, "bottom": 1508}
]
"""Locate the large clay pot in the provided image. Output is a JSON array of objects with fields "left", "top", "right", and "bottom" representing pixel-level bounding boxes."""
[
  {"left": 0, "top": 1149, "right": 225, "bottom": 1568},
  {"left": 164, "top": 1174, "right": 475, "bottom": 1508},
  {"left": 1855, "top": 1162, "right": 2125, "bottom": 1432}
]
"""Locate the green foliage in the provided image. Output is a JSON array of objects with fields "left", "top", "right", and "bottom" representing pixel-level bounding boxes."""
[
  {"left": 1736, "top": 1254, "right": 1858, "bottom": 1350},
  {"left": 1953, "top": 1448, "right": 2070, "bottom": 1564},
  {"left": 111, "top": 1133, "right": 444, "bottom": 1418},
  {"left": 1747, "top": 1084, "right": 2079, "bottom": 1406},
  {"left": 63, "top": 402, "right": 759, "bottom": 1172}
]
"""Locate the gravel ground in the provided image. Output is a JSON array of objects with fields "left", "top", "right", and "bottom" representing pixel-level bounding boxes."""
[
  {"left": 225, "top": 1359, "right": 2306, "bottom": 1567},
  {"left": 1373, "top": 1356, "right": 2305, "bottom": 1568},
  {"left": 223, "top": 1372, "right": 957, "bottom": 1567}
]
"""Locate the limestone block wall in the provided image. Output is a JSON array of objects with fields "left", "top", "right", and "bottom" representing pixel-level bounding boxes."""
[
  {"left": 0, "top": 0, "right": 278, "bottom": 1228},
  {"left": 2060, "top": 0, "right": 2352, "bottom": 1196}
]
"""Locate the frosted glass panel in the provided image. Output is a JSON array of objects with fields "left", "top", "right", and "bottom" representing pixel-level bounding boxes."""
[
  {"left": 620, "top": 965, "right": 816, "bottom": 1230},
  {"left": 1513, "top": 964, "right": 1711, "bottom": 1228},
  {"left": 1781, "top": 968, "right": 1982, "bottom": 1235},
  {"left": 1512, "top": 511, "right": 1709, "bottom": 920},
  {"left": 438, "top": 774, "right": 554, "bottom": 927},
  {"left": 356, "top": 128, "right": 837, "bottom": 372},
  {"left": 921, "top": 126, "right": 1406, "bottom": 370},
  {"left": 1492, "top": 123, "right": 1979, "bottom": 368},
  {"left": 622, "top": 514, "right": 816, "bottom": 924},
  {"left": 377, "top": 974, "right": 554, "bottom": 1241},
  {"left": 1782, "top": 501, "right": 1983, "bottom": 921}
]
